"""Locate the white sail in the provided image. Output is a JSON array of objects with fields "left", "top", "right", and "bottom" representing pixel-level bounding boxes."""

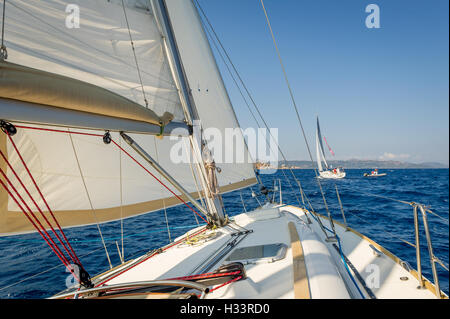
[
  {"left": 315, "top": 117, "right": 328, "bottom": 172},
  {"left": 0, "top": 0, "right": 256, "bottom": 236},
  {"left": 1, "top": 0, "right": 184, "bottom": 121},
  {"left": 315, "top": 127, "right": 324, "bottom": 172},
  {"left": 164, "top": 0, "right": 256, "bottom": 189}
]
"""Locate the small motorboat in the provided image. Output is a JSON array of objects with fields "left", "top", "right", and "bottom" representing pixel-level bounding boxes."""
[{"left": 364, "top": 169, "right": 387, "bottom": 177}]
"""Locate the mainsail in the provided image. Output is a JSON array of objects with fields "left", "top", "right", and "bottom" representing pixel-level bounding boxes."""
[
  {"left": 315, "top": 117, "right": 329, "bottom": 172},
  {"left": 0, "top": 0, "right": 256, "bottom": 236}
]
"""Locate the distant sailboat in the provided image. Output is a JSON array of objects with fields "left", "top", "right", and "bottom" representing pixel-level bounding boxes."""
[{"left": 315, "top": 117, "right": 345, "bottom": 179}]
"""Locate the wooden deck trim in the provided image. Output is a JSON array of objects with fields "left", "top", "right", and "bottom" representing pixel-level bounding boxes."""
[{"left": 288, "top": 221, "right": 310, "bottom": 299}]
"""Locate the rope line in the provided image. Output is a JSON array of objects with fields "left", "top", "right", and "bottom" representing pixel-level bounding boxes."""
[
  {"left": 6, "top": 1, "right": 175, "bottom": 87},
  {"left": 335, "top": 184, "right": 449, "bottom": 224},
  {"left": 196, "top": 1, "right": 306, "bottom": 203},
  {"left": 0, "top": 177, "right": 69, "bottom": 266},
  {"left": 208, "top": 275, "right": 243, "bottom": 294},
  {"left": 94, "top": 226, "right": 208, "bottom": 287},
  {"left": 67, "top": 129, "right": 113, "bottom": 269},
  {"left": 10, "top": 124, "right": 207, "bottom": 224},
  {"left": 111, "top": 139, "right": 208, "bottom": 224},
  {"left": 0, "top": 244, "right": 111, "bottom": 293},
  {"left": 121, "top": 0, "right": 149, "bottom": 108},
  {"left": 0, "top": 0, "right": 6, "bottom": 59},
  {"left": 154, "top": 136, "right": 172, "bottom": 242},
  {"left": 119, "top": 137, "right": 125, "bottom": 261},
  {"left": 6, "top": 135, "right": 82, "bottom": 265},
  {"left": 0, "top": 175, "right": 82, "bottom": 284},
  {"left": 0, "top": 124, "right": 211, "bottom": 288},
  {"left": 307, "top": 210, "right": 365, "bottom": 298},
  {"left": 0, "top": 131, "right": 90, "bottom": 283},
  {"left": 1, "top": 0, "right": 5, "bottom": 46},
  {"left": 194, "top": 0, "right": 323, "bottom": 226},
  {"left": 0, "top": 148, "right": 80, "bottom": 266},
  {"left": 259, "top": 0, "right": 335, "bottom": 231}
]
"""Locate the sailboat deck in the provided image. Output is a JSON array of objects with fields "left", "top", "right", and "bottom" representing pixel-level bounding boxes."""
[{"left": 87, "top": 204, "right": 443, "bottom": 299}]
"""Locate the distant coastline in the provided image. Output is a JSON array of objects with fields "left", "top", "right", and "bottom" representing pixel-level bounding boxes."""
[{"left": 256, "top": 160, "right": 449, "bottom": 170}]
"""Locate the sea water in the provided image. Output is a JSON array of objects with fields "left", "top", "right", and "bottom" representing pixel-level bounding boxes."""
[{"left": 0, "top": 169, "right": 448, "bottom": 298}]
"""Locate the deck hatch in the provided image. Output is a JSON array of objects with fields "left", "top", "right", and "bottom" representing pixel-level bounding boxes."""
[{"left": 225, "top": 243, "right": 287, "bottom": 263}]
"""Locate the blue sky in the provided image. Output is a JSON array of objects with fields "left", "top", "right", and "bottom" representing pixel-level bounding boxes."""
[{"left": 196, "top": 0, "right": 449, "bottom": 164}]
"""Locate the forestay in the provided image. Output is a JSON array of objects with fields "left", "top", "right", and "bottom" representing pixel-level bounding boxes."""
[{"left": 164, "top": 0, "right": 256, "bottom": 191}]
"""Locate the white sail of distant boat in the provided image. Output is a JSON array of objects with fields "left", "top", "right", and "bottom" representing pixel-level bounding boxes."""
[
  {"left": 315, "top": 117, "right": 346, "bottom": 179},
  {"left": 0, "top": 0, "right": 446, "bottom": 300}
]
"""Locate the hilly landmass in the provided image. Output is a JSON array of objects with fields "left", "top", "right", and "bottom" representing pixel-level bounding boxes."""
[{"left": 256, "top": 159, "right": 448, "bottom": 169}]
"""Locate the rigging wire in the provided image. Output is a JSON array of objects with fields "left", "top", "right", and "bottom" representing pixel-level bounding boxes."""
[
  {"left": 0, "top": 244, "right": 109, "bottom": 293},
  {"left": 1, "top": 132, "right": 87, "bottom": 267},
  {"left": 194, "top": 0, "right": 311, "bottom": 195},
  {"left": 194, "top": 1, "right": 448, "bottom": 253},
  {"left": 199, "top": 1, "right": 449, "bottom": 287},
  {"left": 67, "top": 129, "right": 113, "bottom": 269},
  {"left": 112, "top": 138, "right": 209, "bottom": 224},
  {"left": 205, "top": 16, "right": 295, "bottom": 205},
  {"left": 0, "top": 175, "right": 73, "bottom": 269},
  {"left": 258, "top": 0, "right": 335, "bottom": 228},
  {"left": 194, "top": 0, "right": 320, "bottom": 227},
  {"left": 0, "top": 148, "right": 80, "bottom": 266},
  {"left": 0, "top": 0, "right": 7, "bottom": 59},
  {"left": 336, "top": 183, "right": 449, "bottom": 224},
  {"left": 0, "top": 165, "right": 84, "bottom": 285},
  {"left": 154, "top": 136, "right": 172, "bottom": 242},
  {"left": 5, "top": 1, "right": 178, "bottom": 103},
  {"left": 183, "top": 139, "right": 205, "bottom": 225},
  {"left": 11, "top": 124, "right": 208, "bottom": 223},
  {"left": 121, "top": 0, "right": 149, "bottom": 108},
  {"left": 119, "top": 137, "right": 125, "bottom": 261}
]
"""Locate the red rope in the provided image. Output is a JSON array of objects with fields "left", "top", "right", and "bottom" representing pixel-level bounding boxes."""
[
  {"left": 0, "top": 176, "right": 68, "bottom": 265},
  {"left": 1, "top": 124, "right": 210, "bottom": 286},
  {"left": 209, "top": 275, "right": 243, "bottom": 293},
  {"left": 0, "top": 177, "right": 81, "bottom": 283},
  {"left": 0, "top": 148, "right": 80, "bottom": 265},
  {"left": 12, "top": 124, "right": 208, "bottom": 224},
  {"left": 5, "top": 135, "right": 82, "bottom": 266},
  {"left": 166, "top": 271, "right": 241, "bottom": 282},
  {"left": 95, "top": 270, "right": 242, "bottom": 297},
  {"left": 111, "top": 140, "right": 208, "bottom": 224},
  {"left": 95, "top": 227, "right": 208, "bottom": 287}
]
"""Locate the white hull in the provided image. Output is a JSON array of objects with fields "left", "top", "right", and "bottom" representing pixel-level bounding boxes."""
[
  {"left": 54, "top": 204, "right": 444, "bottom": 299},
  {"left": 364, "top": 173, "right": 387, "bottom": 177},
  {"left": 319, "top": 170, "right": 346, "bottom": 179}
]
